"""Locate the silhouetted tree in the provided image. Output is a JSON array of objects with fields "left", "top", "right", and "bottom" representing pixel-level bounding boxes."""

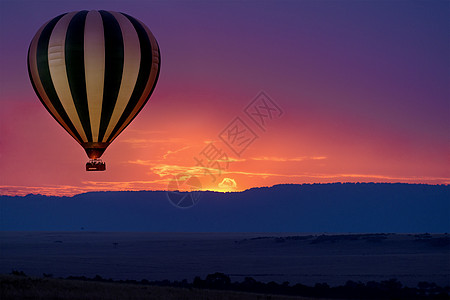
[
  {"left": 193, "top": 276, "right": 204, "bottom": 288},
  {"left": 205, "top": 272, "right": 231, "bottom": 289},
  {"left": 10, "top": 270, "right": 26, "bottom": 277}
]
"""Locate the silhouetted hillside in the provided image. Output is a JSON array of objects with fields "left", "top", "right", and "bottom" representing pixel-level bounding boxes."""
[{"left": 1, "top": 183, "right": 449, "bottom": 232}]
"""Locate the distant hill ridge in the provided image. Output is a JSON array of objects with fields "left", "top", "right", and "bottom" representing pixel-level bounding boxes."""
[{"left": 1, "top": 183, "right": 449, "bottom": 232}]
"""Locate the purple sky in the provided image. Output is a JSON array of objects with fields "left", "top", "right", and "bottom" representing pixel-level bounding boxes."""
[{"left": 0, "top": 0, "right": 448, "bottom": 195}]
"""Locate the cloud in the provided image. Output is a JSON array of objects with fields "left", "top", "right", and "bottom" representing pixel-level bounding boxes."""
[
  {"left": 150, "top": 164, "right": 216, "bottom": 178},
  {"left": 128, "top": 160, "right": 228, "bottom": 179},
  {"left": 124, "top": 129, "right": 168, "bottom": 134},
  {"left": 128, "top": 161, "right": 204, "bottom": 177},
  {"left": 0, "top": 185, "right": 90, "bottom": 197},
  {"left": 119, "top": 137, "right": 187, "bottom": 147},
  {"left": 128, "top": 160, "right": 450, "bottom": 185},
  {"left": 223, "top": 170, "right": 450, "bottom": 183},
  {"left": 150, "top": 164, "right": 199, "bottom": 177},
  {"left": 249, "top": 156, "right": 327, "bottom": 162},
  {"left": 80, "top": 179, "right": 169, "bottom": 191},
  {"left": 163, "top": 146, "right": 191, "bottom": 159},
  {"left": 0, "top": 179, "right": 170, "bottom": 197},
  {"left": 128, "top": 159, "right": 156, "bottom": 166},
  {"left": 227, "top": 157, "right": 246, "bottom": 162}
]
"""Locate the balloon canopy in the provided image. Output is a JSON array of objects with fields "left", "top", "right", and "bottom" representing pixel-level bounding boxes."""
[{"left": 28, "top": 10, "right": 160, "bottom": 160}]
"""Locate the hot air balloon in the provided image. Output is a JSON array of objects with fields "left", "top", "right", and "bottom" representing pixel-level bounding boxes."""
[{"left": 27, "top": 10, "right": 160, "bottom": 171}]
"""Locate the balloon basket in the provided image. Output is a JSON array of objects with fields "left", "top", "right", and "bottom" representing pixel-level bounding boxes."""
[{"left": 86, "top": 159, "right": 106, "bottom": 171}]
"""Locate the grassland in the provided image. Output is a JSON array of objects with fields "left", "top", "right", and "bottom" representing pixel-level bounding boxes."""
[{"left": 0, "top": 274, "right": 310, "bottom": 300}]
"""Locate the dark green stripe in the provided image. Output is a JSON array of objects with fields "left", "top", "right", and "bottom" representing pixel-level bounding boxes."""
[
  {"left": 32, "top": 13, "right": 84, "bottom": 144},
  {"left": 97, "top": 10, "right": 124, "bottom": 142},
  {"left": 106, "top": 13, "right": 157, "bottom": 143},
  {"left": 65, "top": 10, "right": 93, "bottom": 142}
]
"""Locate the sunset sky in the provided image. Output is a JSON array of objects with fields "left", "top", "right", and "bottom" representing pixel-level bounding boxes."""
[{"left": 0, "top": 0, "right": 448, "bottom": 196}]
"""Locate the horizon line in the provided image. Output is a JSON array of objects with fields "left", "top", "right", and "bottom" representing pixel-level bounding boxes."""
[{"left": 1, "top": 181, "right": 449, "bottom": 198}]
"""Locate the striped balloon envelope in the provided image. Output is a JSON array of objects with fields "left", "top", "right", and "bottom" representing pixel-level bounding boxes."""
[{"left": 28, "top": 10, "right": 160, "bottom": 169}]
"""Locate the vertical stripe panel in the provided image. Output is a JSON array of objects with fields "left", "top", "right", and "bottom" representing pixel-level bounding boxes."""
[
  {"left": 105, "top": 13, "right": 155, "bottom": 143},
  {"left": 28, "top": 18, "right": 83, "bottom": 144},
  {"left": 65, "top": 10, "right": 93, "bottom": 142},
  {"left": 101, "top": 11, "right": 140, "bottom": 142},
  {"left": 96, "top": 10, "right": 124, "bottom": 142},
  {"left": 108, "top": 14, "right": 160, "bottom": 143},
  {"left": 47, "top": 12, "right": 88, "bottom": 142},
  {"left": 84, "top": 10, "right": 105, "bottom": 142}
]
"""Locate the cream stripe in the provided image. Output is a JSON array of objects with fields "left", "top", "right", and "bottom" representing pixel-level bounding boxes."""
[
  {"left": 29, "top": 19, "right": 82, "bottom": 144},
  {"left": 108, "top": 20, "right": 160, "bottom": 143},
  {"left": 102, "top": 11, "right": 141, "bottom": 142},
  {"left": 47, "top": 12, "right": 88, "bottom": 142},
  {"left": 84, "top": 10, "right": 105, "bottom": 142}
]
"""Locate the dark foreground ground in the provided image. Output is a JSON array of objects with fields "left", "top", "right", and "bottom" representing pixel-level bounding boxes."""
[
  {"left": 0, "top": 274, "right": 309, "bottom": 300},
  {"left": 1, "top": 232, "right": 449, "bottom": 287},
  {"left": 2, "top": 272, "right": 449, "bottom": 300}
]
